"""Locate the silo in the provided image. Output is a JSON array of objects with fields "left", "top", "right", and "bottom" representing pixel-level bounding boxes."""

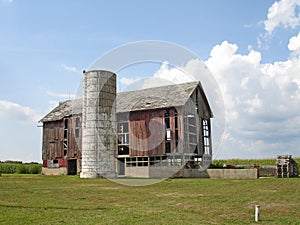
[{"left": 80, "top": 70, "right": 117, "bottom": 178}]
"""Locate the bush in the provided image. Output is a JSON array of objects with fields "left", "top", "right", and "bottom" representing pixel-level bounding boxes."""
[{"left": 0, "top": 162, "right": 42, "bottom": 174}]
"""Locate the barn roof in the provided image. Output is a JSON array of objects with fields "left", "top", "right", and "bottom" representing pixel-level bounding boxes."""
[
  {"left": 40, "top": 81, "right": 211, "bottom": 122},
  {"left": 117, "top": 81, "right": 199, "bottom": 113}
]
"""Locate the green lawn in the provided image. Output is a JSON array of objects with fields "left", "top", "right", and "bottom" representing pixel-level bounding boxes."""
[{"left": 0, "top": 175, "right": 299, "bottom": 224}]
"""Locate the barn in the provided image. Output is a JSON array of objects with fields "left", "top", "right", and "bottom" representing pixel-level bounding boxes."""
[{"left": 40, "top": 72, "right": 213, "bottom": 178}]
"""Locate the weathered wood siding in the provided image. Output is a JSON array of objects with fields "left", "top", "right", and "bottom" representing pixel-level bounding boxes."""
[
  {"left": 127, "top": 107, "right": 184, "bottom": 157},
  {"left": 129, "top": 110, "right": 165, "bottom": 156},
  {"left": 42, "top": 120, "right": 64, "bottom": 160},
  {"left": 42, "top": 117, "right": 82, "bottom": 161},
  {"left": 67, "top": 116, "right": 82, "bottom": 158},
  {"left": 181, "top": 86, "right": 212, "bottom": 157}
]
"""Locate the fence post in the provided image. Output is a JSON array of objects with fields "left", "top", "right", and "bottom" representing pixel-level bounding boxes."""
[{"left": 255, "top": 205, "right": 260, "bottom": 222}]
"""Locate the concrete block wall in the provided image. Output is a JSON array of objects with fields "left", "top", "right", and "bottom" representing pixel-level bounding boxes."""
[{"left": 175, "top": 168, "right": 259, "bottom": 179}]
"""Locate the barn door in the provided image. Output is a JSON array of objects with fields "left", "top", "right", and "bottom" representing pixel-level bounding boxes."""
[{"left": 68, "top": 159, "right": 77, "bottom": 175}]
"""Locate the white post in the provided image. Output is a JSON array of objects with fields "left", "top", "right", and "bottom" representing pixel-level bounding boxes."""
[{"left": 255, "top": 205, "right": 260, "bottom": 222}]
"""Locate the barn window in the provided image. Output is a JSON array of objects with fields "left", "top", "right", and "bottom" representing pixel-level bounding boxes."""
[
  {"left": 64, "top": 118, "right": 68, "bottom": 156},
  {"left": 117, "top": 114, "right": 129, "bottom": 155},
  {"left": 174, "top": 108, "right": 179, "bottom": 148},
  {"left": 164, "top": 109, "right": 170, "bottom": 128},
  {"left": 202, "top": 119, "right": 210, "bottom": 154},
  {"left": 187, "top": 114, "right": 197, "bottom": 153},
  {"left": 195, "top": 89, "right": 199, "bottom": 113},
  {"left": 64, "top": 119, "right": 68, "bottom": 129},
  {"left": 75, "top": 117, "right": 80, "bottom": 127},
  {"left": 165, "top": 109, "right": 171, "bottom": 153},
  {"left": 75, "top": 129, "right": 80, "bottom": 138}
]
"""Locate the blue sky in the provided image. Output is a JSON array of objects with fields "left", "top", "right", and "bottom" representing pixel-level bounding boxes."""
[{"left": 1, "top": 0, "right": 300, "bottom": 162}]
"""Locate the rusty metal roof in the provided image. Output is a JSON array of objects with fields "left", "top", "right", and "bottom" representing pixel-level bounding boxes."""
[{"left": 40, "top": 81, "right": 210, "bottom": 122}]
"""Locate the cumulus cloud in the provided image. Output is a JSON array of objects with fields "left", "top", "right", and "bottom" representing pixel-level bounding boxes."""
[
  {"left": 206, "top": 40, "right": 300, "bottom": 158},
  {"left": 288, "top": 31, "right": 300, "bottom": 57},
  {"left": 263, "top": 0, "right": 300, "bottom": 35},
  {"left": 119, "top": 37, "right": 300, "bottom": 158},
  {"left": 0, "top": 100, "right": 41, "bottom": 123}
]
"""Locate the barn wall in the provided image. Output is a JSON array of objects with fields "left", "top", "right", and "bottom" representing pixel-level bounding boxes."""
[
  {"left": 42, "top": 117, "right": 82, "bottom": 162},
  {"left": 126, "top": 107, "right": 184, "bottom": 157},
  {"left": 42, "top": 120, "right": 64, "bottom": 160},
  {"left": 129, "top": 109, "right": 165, "bottom": 156},
  {"left": 181, "top": 87, "right": 212, "bottom": 158},
  {"left": 67, "top": 116, "right": 82, "bottom": 158}
]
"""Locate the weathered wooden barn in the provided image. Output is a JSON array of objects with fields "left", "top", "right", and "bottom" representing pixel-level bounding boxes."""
[{"left": 40, "top": 81, "right": 213, "bottom": 177}]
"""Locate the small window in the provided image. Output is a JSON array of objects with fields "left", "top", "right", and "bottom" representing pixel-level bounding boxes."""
[
  {"left": 53, "top": 159, "right": 58, "bottom": 164},
  {"left": 64, "top": 130, "right": 68, "bottom": 139},
  {"left": 165, "top": 142, "right": 171, "bottom": 153},
  {"left": 64, "top": 119, "right": 68, "bottom": 129},
  {"left": 75, "top": 129, "right": 80, "bottom": 138},
  {"left": 75, "top": 117, "right": 80, "bottom": 127},
  {"left": 166, "top": 129, "right": 171, "bottom": 141},
  {"left": 164, "top": 109, "right": 170, "bottom": 128}
]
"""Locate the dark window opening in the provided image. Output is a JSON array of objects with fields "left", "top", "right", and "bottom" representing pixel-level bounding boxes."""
[
  {"left": 63, "top": 119, "right": 68, "bottom": 156},
  {"left": 195, "top": 89, "right": 199, "bottom": 113},
  {"left": 118, "top": 146, "right": 129, "bottom": 155},
  {"left": 164, "top": 109, "right": 170, "bottom": 128},
  {"left": 64, "top": 119, "right": 68, "bottom": 129},
  {"left": 53, "top": 159, "right": 58, "bottom": 164},
  {"left": 75, "top": 117, "right": 80, "bottom": 127},
  {"left": 174, "top": 108, "right": 179, "bottom": 148},
  {"left": 64, "top": 130, "right": 68, "bottom": 139},
  {"left": 64, "top": 141, "right": 68, "bottom": 156},
  {"left": 202, "top": 119, "right": 210, "bottom": 155},
  {"left": 75, "top": 129, "right": 79, "bottom": 138},
  {"left": 165, "top": 141, "right": 171, "bottom": 153},
  {"left": 165, "top": 109, "right": 171, "bottom": 153}
]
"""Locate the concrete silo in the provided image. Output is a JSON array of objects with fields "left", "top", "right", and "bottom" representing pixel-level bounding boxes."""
[{"left": 80, "top": 70, "right": 117, "bottom": 178}]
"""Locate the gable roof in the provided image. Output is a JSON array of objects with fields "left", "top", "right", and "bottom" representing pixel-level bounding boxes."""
[
  {"left": 117, "top": 81, "right": 199, "bottom": 113},
  {"left": 40, "top": 81, "right": 212, "bottom": 122}
]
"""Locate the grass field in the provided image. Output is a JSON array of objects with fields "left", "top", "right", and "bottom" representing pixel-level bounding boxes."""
[{"left": 0, "top": 175, "right": 299, "bottom": 224}]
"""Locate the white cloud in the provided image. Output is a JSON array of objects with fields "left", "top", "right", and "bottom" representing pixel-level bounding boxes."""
[
  {"left": 0, "top": 101, "right": 42, "bottom": 162},
  {"left": 0, "top": 100, "right": 41, "bottom": 123},
  {"left": 119, "top": 38, "right": 300, "bottom": 159},
  {"left": 119, "top": 77, "right": 139, "bottom": 86},
  {"left": 205, "top": 40, "right": 300, "bottom": 158},
  {"left": 288, "top": 31, "right": 300, "bottom": 56},
  {"left": 264, "top": 0, "right": 300, "bottom": 35},
  {"left": 61, "top": 63, "right": 79, "bottom": 73}
]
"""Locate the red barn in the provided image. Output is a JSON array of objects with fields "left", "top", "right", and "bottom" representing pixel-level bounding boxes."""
[{"left": 40, "top": 81, "right": 213, "bottom": 177}]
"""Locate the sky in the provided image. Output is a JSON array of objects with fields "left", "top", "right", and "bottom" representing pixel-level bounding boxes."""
[{"left": 0, "top": 0, "right": 300, "bottom": 162}]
